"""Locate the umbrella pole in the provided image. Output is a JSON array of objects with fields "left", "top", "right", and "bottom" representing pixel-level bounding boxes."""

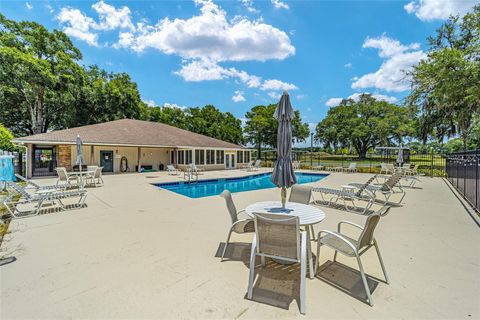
[{"left": 281, "top": 186, "right": 287, "bottom": 209}]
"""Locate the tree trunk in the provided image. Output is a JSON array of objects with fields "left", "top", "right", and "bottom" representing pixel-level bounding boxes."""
[{"left": 257, "top": 140, "right": 262, "bottom": 160}]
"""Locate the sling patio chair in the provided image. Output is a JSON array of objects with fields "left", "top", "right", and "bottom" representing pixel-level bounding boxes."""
[
  {"left": 289, "top": 184, "right": 317, "bottom": 240},
  {"left": 343, "top": 162, "right": 357, "bottom": 173},
  {"left": 247, "top": 159, "right": 261, "bottom": 172},
  {"left": 315, "top": 207, "right": 390, "bottom": 306},
  {"left": 311, "top": 175, "right": 377, "bottom": 214},
  {"left": 14, "top": 174, "right": 61, "bottom": 191},
  {"left": 86, "top": 167, "right": 104, "bottom": 187},
  {"left": 350, "top": 172, "right": 405, "bottom": 204},
  {"left": 3, "top": 181, "right": 87, "bottom": 218},
  {"left": 219, "top": 190, "right": 254, "bottom": 261},
  {"left": 166, "top": 165, "right": 180, "bottom": 175},
  {"left": 247, "top": 212, "right": 310, "bottom": 314},
  {"left": 242, "top": 160, "right": 255, "bottom": 170},
  {"left": 191, "top": 164, "right": 205, "bottom": 174},
  {"left": 55, "top": 167, "right": 78, "bottom": 189},
  {"left": 380, "top": 163, "right": 395, "bottom": 175},
  {"left": 375, "top": 171, "right": 421, "bottom": 188}
]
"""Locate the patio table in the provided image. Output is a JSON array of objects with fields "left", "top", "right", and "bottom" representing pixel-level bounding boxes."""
[
  {"left": 245, "top": 200, "right": 326, "bottom": 278},
  {"left": 67, "top": 171, "right": 94, "bottom": 189}
]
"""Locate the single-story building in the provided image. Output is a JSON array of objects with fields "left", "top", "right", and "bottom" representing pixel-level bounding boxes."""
[{"left": 13, "top": 119, "right": 251, "bottom": 178}]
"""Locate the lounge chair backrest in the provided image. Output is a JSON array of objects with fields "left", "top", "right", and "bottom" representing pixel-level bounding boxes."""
[
  {"left": 387, "top": 164, "right": 395, "bottom": 171},
  {"left": 349, "top": 163, "right": 356, "bottom": 169},
  {"left": 55, "top": 167, "right": 68, "bottom": 181},
  {"left": 402, "top": 163, "right": 411, "bottom": 169},
  {"left": 254, "top": 159, "right": 261, "bottom": 167},
  {"left": 220, "top": 190, "right": 238, "bottom": 224},
  {"left": 14, "top": 174, "right": 40, "bottom": 188},
  {"left": 380, "top": 163, "right": 387, "bottom": 170},
  {"left": 254, "top": 212, "right": 300, "bottom": 260},
  {"left": 381, "top": 172, "right": 402, "bottom": 191},
  {"left": 94, "top": 167, "right": 103, "bottom": 178},
  {"left": 355, "top": 175, "right": 377, "bottom": 197},
  {"left": 357, "top": 213, "right": 381, "bottom": 249},
  {"left": 289, "top": 185, "right": 312, "bottom": 204},
  {"left": 167, "top": 165, "right": 175, "bottom": 170},
  {"left": 6, "top": 181, "right": 31, "bottom": 199}
]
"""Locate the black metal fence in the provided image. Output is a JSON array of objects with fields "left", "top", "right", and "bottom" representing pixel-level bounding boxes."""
[
  {"left": 446, "top": 150, "right": 479, "bottom": 212},
  {"left": 253, "top": 150, "right": 447, "bottom": 177}
]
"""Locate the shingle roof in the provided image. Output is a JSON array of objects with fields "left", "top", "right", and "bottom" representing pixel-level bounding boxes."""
[{"left": 13, "top": 119, "right": 245, "bottom": 149}]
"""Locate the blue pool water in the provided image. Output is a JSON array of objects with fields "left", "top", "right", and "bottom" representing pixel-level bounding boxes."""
[{"left": 154, "top": 172, "right": 328, "bottom": 198}]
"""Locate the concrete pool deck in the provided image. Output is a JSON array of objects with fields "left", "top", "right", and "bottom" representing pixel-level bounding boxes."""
[{"left": 1, "top": 169, "right": 479, "bottom": 319}]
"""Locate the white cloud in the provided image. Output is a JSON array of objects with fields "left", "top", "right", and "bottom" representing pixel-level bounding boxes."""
[
  {"left": 325, "top": 98, "right": 343, "bottom": 107},
  {"left": 268, "top": 91, "right": 280, "bottom": 100},
  {"left": 91, "top": 1, "right": 135, "bottom": 31},
  {"left": 57, "top": 8, "right": 99, "bottom": 46},
  {"left": 404, "top": 0, "right": 476, "bottom": 21},
  {"left": 271, "top": 0, "right": 289, "bottom": 10},
  {"left": 352, "top": 35, "right": 426, "bottom": 92},
  {"left": 115, "top": 0, "right": 294, "bottom": 62},
  {"left": 325, "top": 92, "right": 398, "bottom": 107},
  {"left": 57, "top": 1, "right": 135, "bottom": 46},
  {"left": 344, "top": 63, "right": 352, "bottom": 68},
  {"left": 175, "top": 59, "right": 297, "bottom": 92},
  {"left": 240, "top": 0, "right": 258, "bottom": 13},
  {"left": 232, "top": 90, "right": 246, "bottom": 102},
  {"left": 25, "top": 2, "right": 33, "bottom": 10},
  {"left": 143, "top": 99, "right": 156, "bottom": 107},
  {"left": 261, "top": 79, "right": 297, "bottom": 91},
  {"left": 163, "top": 103, "right": 188, "bottom": 110}
]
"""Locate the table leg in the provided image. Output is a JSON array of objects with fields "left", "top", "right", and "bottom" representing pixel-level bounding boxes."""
[{"left": 306, "top": 227, "right": 314, "bottom": 279}]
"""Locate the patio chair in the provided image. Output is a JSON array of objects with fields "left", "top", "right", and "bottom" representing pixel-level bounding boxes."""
[
  {"left": 312, "top": 175, "right": 376, "bottom": 214},
  {"left": 248, "top": 159, "right": 261, "bottom": 171},
  {"left": 14, "top": 174, "right": 60, "bottom": 191},
  {"left": 86, "top": 167, "right": 104, "bottom": 187},
  {"left": 315, "top": 209, "right": 390, "bottom": 306},
  {"left": 166, "top": 165, "right": 180, "bottom": 175},
  {"left": 380, "top": 163, "right": 395, "bottom": 175},
  {"left": 242, "top": 160, "right": 255, "bottom": 170},
  {"left": 289, "top": 184, "right": 317, "bottom": 240},
  {"left": 247, "top": 212, "right": 310, "bottom": 314},
  {"left": 344, "top": 163, "right": 357, "bottom": 173},
  {"left": 191, "top": 164, "right": 205, "bottom": 174},
  {"left": 55, "top": 167, "right": 78, "bottom": 189},
  {"left": 3, "top": 181, "right": 87, "bottom": 218},
  {"left": 312, "top": 164, "right": 324, "bottom": 171},
  {"left": 219, "top": 190, "right": 254, "bottom": 261},
  {"left": 350, "top": 172, "right": 405, "bottom": 204}
]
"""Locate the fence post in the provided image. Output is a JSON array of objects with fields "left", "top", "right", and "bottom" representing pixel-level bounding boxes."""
[
  {"left": 341, "top": 154, "right": 344, "bottom": 169},
  {"left": 430, "top": 148, "right": 434, "bottom": 177}
]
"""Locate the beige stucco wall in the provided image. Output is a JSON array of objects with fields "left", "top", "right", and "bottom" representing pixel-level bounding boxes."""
[{"left": 70, "top": 145, "right": 173, "bottom": 173}]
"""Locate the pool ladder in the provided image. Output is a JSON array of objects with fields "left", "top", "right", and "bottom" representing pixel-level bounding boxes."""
[{"left": 184, "top": 170, "right": 199, "bottom": 183}]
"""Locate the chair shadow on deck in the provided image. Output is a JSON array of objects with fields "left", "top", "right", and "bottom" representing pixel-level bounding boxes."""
[
  {"left": 215, "top": 242, "right": 302, "bottom": 311},
  {"left": 316, "top": 260, "right": 382, "bottom": 305}
]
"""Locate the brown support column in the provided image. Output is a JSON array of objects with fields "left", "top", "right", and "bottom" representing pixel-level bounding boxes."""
[
  {"left": 137, "top": 147, "right": 142, "bottom": 172},
  {"left": 90, "top": 145, "right": 94, "bottom": 165},
  {"left": 26, "top": 144, "right": 33, "bottom": 178}
]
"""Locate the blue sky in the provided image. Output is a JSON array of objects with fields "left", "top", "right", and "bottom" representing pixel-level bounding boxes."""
[{"left": 1, "top": 0, "right": 477, "bottom": 146}]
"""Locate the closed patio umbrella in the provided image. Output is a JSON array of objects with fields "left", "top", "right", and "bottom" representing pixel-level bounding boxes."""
[
  {"left": 76, "top": 135, "right": 84, "bottom": 171},
  {"left": 270, "top": 91, "right": 297, "bottom": 208},
  {"left": 396, "top": 144, "right": 404, "bottom": 166}
]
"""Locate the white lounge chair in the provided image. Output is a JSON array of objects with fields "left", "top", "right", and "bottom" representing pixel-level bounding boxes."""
[
  {"left": 349, "top": 172, "right": 405, "bottom": 204},
  {"left": 191, "top": 164, "right": 204, "bottom": 174},
  {"left": 247, "top": 159, "right": 261, "bottom": 171},
  {"left": 3, "top": 181, "right": 87, "bottom": 218},
  {"left": 242, "top": 160, "right": 254, "bottom": 170},
  {"left": 312, "top": 175, "right": 376, "bottom": 213},
  {"left": 166, "top": 165, "right": 180, "bottom": 175},
  {"left": 315, "top": 208, "right": 390, "bottom": 306},
  {"left": 219, "top": 190, "right": 254, "bottom": 261},
  {"left": 247, "top": 212, "right": 310, "bottom": 314},
  {"left": 344, "top": 162, "right": 357, "bottom": 173},
  {"left": 14, "top": 174, "right": 61, "bottom": 191}
]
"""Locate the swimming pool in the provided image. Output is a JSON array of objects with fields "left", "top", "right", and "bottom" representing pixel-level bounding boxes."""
[{"left": 154, "top": 172, "right": 328, "bottom": 198}]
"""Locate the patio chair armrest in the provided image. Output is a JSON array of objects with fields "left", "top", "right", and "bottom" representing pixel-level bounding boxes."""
[
  {"left": 232, "top": 218, "right": 255, "bottom": 233},
  {"left": 318, "top": 230, "right": 357, "bottom": 252},
  {"left": 338, "top": 220, "right": 364, "bottom": 233}
]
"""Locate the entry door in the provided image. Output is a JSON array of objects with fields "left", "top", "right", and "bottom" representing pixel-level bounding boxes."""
[
  {"left": 225, "top": 154, "right": 235, "bottom": 169},
  {"left": 100, "top": 150, "right": 114, "bottom": 172}
]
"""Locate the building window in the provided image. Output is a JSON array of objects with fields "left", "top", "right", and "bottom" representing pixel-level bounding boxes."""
[
  {"left": 185, "top": 150, "right": 192, "bottom": 164},
  {"left": 244, "top": 151, "right": 250, "bottom": 163},
  {"left": 216, "top": 150, "right": 224, "bottom": 164},
  {"left": 195, "top": 150, "right": 205, "bottom": 165},
  {"left": 177, "top": 150, "right": 184, "bottom": 164},
  {"left": 237, "top": 151, "right": 244, "bottom": 163},
  {"left": 206, "top": 150, "right": 215, "bottom": 164}
]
